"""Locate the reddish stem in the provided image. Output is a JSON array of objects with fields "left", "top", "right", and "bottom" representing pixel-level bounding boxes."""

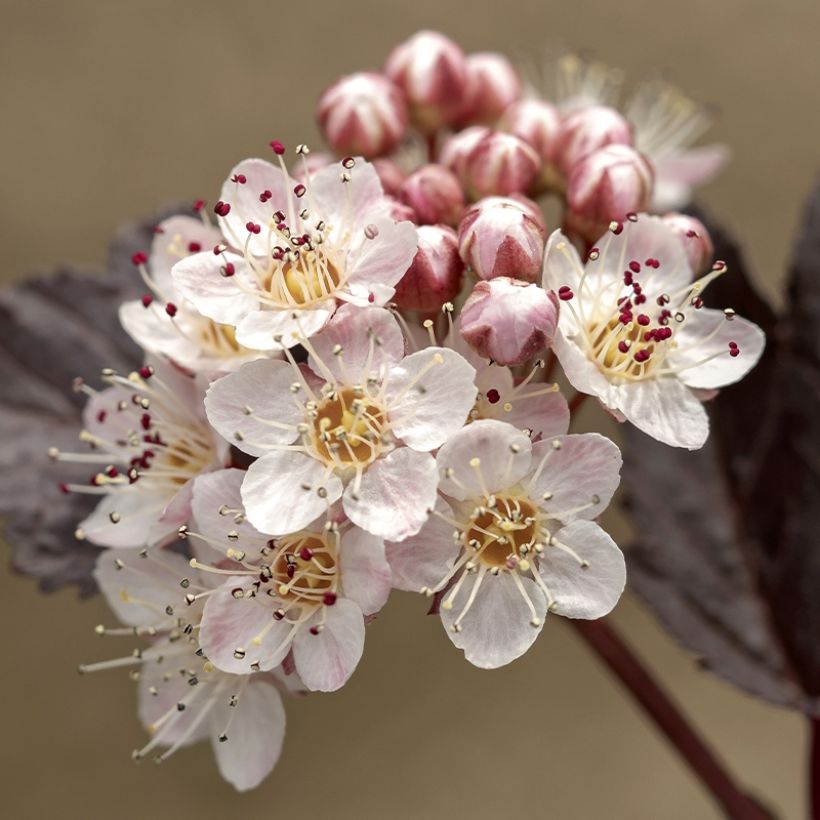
[
  {"left": 572, "top": 619, "right": 773, "bottom": 819},
  {"left": 425, "top": 132, "right": 438, "bottom": 162},
  {"left": 811, "top": 718, "right": 820, "bottom": 820}
]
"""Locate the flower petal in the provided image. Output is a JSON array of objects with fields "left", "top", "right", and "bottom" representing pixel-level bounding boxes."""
[
  {"left": 79, "top": 489, "right": 171, "bottom": 549},
  {"left": 308, "top": 159, "right": 388, "bottom": 233},
  {"left": 291, "top": 597, "right": 365, "bottom": 692},
  {"left": 436, "top": 419, "right": 532, "bottom": 501},
  {"left": 234, "top": 303, "right": 334, "bottom": 351},
  {"left": 540, "top": 520, "right": 626, "bottom": 619},
  {"left": 343, "top": 447, "right": 438, "bottom": 541},
  {"left": 385, "top": 347, "right": 477, "bottom": 451},
  {"left": 150, "top": 215, "right": 223, "bottom": 295},
  {"left": 541, "top": 229, "right": 586, "bottom": 293},
  {"left": 242, "top": 451, "right": 342, "bottom": 535},
  {"left": 440, "top": 571, "right": 547, "bottom": 669},
  {"left": 204, "top": 359, "right": 301, "bottom": 457},
  {"left": 339, "top": 527, "right": 392, "bottom": 615},
  {"left": 345, "top": 217, "right": 419, "bottom": 292},
  {"left": 210, "top": 679, "right": 286, "bottom": 792}
]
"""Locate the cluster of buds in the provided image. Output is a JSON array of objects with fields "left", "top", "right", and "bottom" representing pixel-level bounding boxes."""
[{"left": 43, "top": 29, "right": 758, "bottom": 795}]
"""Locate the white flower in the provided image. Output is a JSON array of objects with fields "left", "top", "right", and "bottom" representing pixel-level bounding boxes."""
[
  {"left": 171, "top": 153, "right": 418, "bottom": 351},
  {"left": 542, "top": 215, "right": 765, "bottom": 449},
  {"left": 387, "top": 419, "right": 625, "bottom": 669},
  {"left": 204, "top": 305, "right": 477, "bottom": 541},
  {"left": 120, "top": 215, "right": 269, "bottom": 372},
  {"left": 84, "top": 547, "right": 293, "bottom": 791},
  {"left": 51, "top": 357, "right": 227, "bottom": 548},
  {"left": 191, "top": 469, "right": 391, "bottom": 692}
]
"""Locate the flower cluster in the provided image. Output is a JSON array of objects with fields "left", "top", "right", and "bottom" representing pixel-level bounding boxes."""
[{"left": 52, "top": 30, "right": 763, "bottom": 790}]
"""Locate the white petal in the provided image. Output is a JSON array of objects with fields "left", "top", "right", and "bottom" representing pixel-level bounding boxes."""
[
  {"left": 339, "top": 527, "right": 392, "bottom": 615},
  {"left": 551, "top": 328, "right": 620, "bottom": 405},
  {"left": 309, "top": 160, "right": 388, "bottom": 233},
  {"left": 527, "top": 433, "right": 622, "bottom": 522},
  {"left": 343, "top": 448, "right": 438, "bottom": 541},
  {"left": 541, "top": 229, "right": 586, "bottom": 292},
  {"left": 80, "top": 489, "right": 171, "bottom": 549},
  {"left": 435, "top": 419, "right": 532, "bottom": 501},
  {"left": 308, "top": 304, "right": 404, "bottom": 384},
  {"left": 204, "top": 359, "right": 301, "bottom": 457},
  {"left": 210, "top": 679, "right": 286, "bottom": 792},
  {"left": 540, "top": 520, "right": 626, "bottom": 619},
  {"left": 440, "top": 571, "right": 547, "bottom": 669},
  {"left": 150, "top": 215, "right": 222, "bottom": 295},
  {"left": 617, "top": 377, "right": 709, "bottom": 449},
  {"left": 291, "top": 598, "right": 365, "bottom": 692},
  {"left": 669, "top": 308, "right": 765, "bottom": 390},
  {"left": 242, "top": 451, "right": 342, "bottom": 535},
  {"left": 385, "top": 347, "right": 477, "bottom": 451},
  {"left": 345, "top": 217, "right": 419, "bottom": 292},
  {"left": 385, "top": 499, "right": 459, "bottom": 592},
  {"left": 234, "top": 303, "right": 334, "bottom": 351},
  {"left": 171, "top": 251, "right": 259, "bottom": 325}
]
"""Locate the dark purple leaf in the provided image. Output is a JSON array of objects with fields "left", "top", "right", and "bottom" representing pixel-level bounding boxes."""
[
  {"left": 0, "top": 207, "right": 188, "bottom": 596},
  {"left": 623, "top": 193, "right": 820, "bottom": 714}
]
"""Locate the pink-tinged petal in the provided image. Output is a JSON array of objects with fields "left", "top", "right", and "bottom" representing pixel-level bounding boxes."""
[
  {"left": 528, "top": 433, "right": 622, "bottom": 522},
  {"left": 150, "top": 215, "right": 223, "bottom": 295},
  {"left": 119, "top": 300, "right": 195, "bottom": 366},
  {"left": 210, "top": 679, "right": 286, "bottom": 792},
  {"left": 204, "top": 360, "right": 301, "bottom": 457},
  {"left": 501, "top": 384, "right": 570, "bottom": 441},
  {"left": 616, "top": 377, "right": 709, "bottom": 450},
  {"left": 541, "top": 520, "right": 625, "bottom": 619},
  {"left": 440, "top": 571, "right": 547, "bottom": 668},
  {"left": 385, "top": 498, "right": 458, "bottom": 592},
  {"left": 308, "top": 304, "right": 404, "bottom": 384},
  {"left": 669, "top": 308, "right": 765, "bottom": 390},
  {"left": 148, "top": 477, "right": 195, "bottom": 543},
  {"left": 308, "top": 160, "right": 388, "bottom": 233},
  {"left": 218, "top": 158, "right": 293, "bottom": 255},
  {"left": 385, "top": 347, "right": 477, "bottom": 451},
  {"left": 80, "top": 489, "right": 170, "bottom": 549},
  {"left": 242, "top": 451, "right": 342, "bottom": 535},
  {"left": 651, "top": 144, "right": 730, "bottom": 210},
  {"left": 234, "top": 303, "right": 334, "bottom": 351},
  {"left": 339, "top": 527, "right": 392, "bottom": 615},
  {"left": 200, "top": 580, "right": 295, "bottom": 673},
  {"left": 94, "top": 547, "right": 190, "bottom": 627},
  {"left": 343, "top": 448, "right": 438, "bottom": 541},
  {"left": 82, "top": 385, "right": 137, "bottom": 457},
  {"left": 541, "top": 229, "right": 586, "bottom": 293},
  {"left": 345, "top": 217, "right": 419, "bottom": 291},
  {"left": 436, "top": 419, "right": 532, "bottom": 501},
  {"left": 551, "top": 328, "right": 621, "bottom": 404},
  {"left": 292, "top": 598, "right": 365, "bottom": 692},
  {"left": 172, "top": 251, "right": 259, "bottom": 325}
]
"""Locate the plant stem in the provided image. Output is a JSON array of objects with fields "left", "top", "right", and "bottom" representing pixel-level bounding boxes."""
[
  {"left": 571, "top": 618, "right": 773, "bottom": 819},
  {"left": 811, "top": 718, "right": 820, "bottom": 820}
]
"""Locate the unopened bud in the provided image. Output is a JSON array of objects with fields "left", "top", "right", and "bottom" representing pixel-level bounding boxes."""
[
  {"left": 397, "top": 164, "right": 465, "bottom": 226},
  {"left": 459, "top": 278, "right": 559, "bottom": 366},
  {"left": 660, "top": 213, "right": 714, "bottom": 276},
  {"left": 565, "top": 144, "right": 654, "bottom": 243},
  {"left": 384, "top": 195, "right": 418, "bottom": 224},
  {"left": 458, "top": 195, "right": 546, "bottom": 282},
  {"left": 555, "top": 105, "right": 633, "bottom": 177},
  {"left": 439, "top": 125, "right": 492, "bottom": 182},
  {"left": 371, "top": 158, "right": 407, "bottom": 196},
  {"left": 393, "top": 225, "right": 464, "bottom": 311},
  {"left": 385, "top": 30, "right": 469, "bottom": 132},
  {"left": 456, "top": 52, "right": 522, "bottom": 126},
  {"left": 464, "top": 131, "right": 541, "bottom": 199},
  {"left": 499, "top": 98, "right": 562, "bottom": 191},
  {"left": 317, "top": 72, "right": 408, "bottom": 159}
]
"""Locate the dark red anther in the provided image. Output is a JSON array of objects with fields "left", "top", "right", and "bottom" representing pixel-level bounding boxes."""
[
  {"left": 298, "top": 546, "right": 313, "bottom": 561},
  {"left": 213, "top": 201, "right": 231, "bottom": 217},
  {"left": 105, "top": 466, "right": 120, "bottom": 478},
  {"left": 246, "top": 222, "right": 261, "bottom": 234},
  {"left": 221, "top": 262, "right": 235, "bottom": 277},
  {"left": 141, "top": 293, "right": 153, "bottom": 308},
  {"left": 691, "top": 297, "right": 704, "bottom": 309},
  {"left": 486, "top": 388, "right": 501, "bottom": 405},
  {"left": 131, "top": 251, "right": 148, "bottom": 266},
  {"left": 634, "top": 349, "right": 651, "bottom": 363},
  {"left": 273, "top": 609, "right": 285, "bottom": 620},
  {"left": 309, "top": 626, "right": 321, "bottom": 635},
  {"left": 629, "top": 260, "right": 641, "bottom": 273},
  {"left": 645, "top": 258, "right": 660, "bottom": 269},
  {"left": 323, "top": 592, "right": 337, "bottom": 606},
  {"left": 729, "top": 347, "right": 740, "bottom": 357},
  {"left": 623, "top": 272, "right": 633, "bottom": 286},
  {"left": 260, "top": 189, "right": 272, "bottom": 203},
  {"left": 686, "top": 229, "right": 697, "bottom": 238},
  {"left": 286, "top": 564, "right": 296, "bottom": 578},
  {"left": 368, "top": 292, "right": 376, "bottom": 303},
  {"left": 637, "top": 314, "right": 651, "bottom": 326},
  {"left": 165, "top": 303, "right": 178, "bottom": 317},
  {"left": 610, "top": 221, "right": 623, "bottom": 235},
  {"left": 231, "top": 173, "right": 247, "bottom": 184},
  {"left": 270, "top": 140, "right": 286, "bottom": 155},
  {"left": 96, "top": 409, "right": 107, "bottom": 423},
  {"left": 618, "top": 341, "right": 630, "bottom": 354},
  {"left": 187, "top": 241, "right": 202, "bottom": 253},
  {"left": 558, "top": 286, "right": 574, "bottom": 301},
  {"left": 58, "top": 482, "right": 70, "bottom": 494},
  {"left": 274, "top": 210, "right": 286, "bottom": 223},
  {"left": 193, "top": 198, "right": 206, "bottom": 212},
  {"left": 139, "top": 365, "right": 153, "bottom": 379},
  {"left": 293, "top": 184, "right": 306, "bottom": 198},
  {"left": 140, "top": 413, "right": 151, "bottom": 430},
  {"left": 634, "top": 294, "right": 647, "bottom": 305}
]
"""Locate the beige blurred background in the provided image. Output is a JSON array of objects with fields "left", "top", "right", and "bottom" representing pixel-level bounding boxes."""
[{"left": 1, "top": 1, "right": 816, "bottom": 817}]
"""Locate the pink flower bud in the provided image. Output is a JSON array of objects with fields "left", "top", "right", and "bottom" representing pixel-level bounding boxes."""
[
  {"left": 555, "top": 105, "right": 633, "bottom": 177},
  {"left": 385, "top": 30, "right": 469, "bottom": 132},
  {"left": 393, "top": 225, "right": 464, "bottom": 311},
  {"left": 661, "top": 212, "right": 714, "bottom": 275},
  {"left": 397, "top": 164, "right": 465, "bottom": 226},
  {"left": 565, "top": 144, "right": 654, "bottom": 243},
  {"left": 291, "top": 151, "right": 334, "bottom": 184},
  {"left": 458, "top": 195, "right": 547, "bottom": 282},
  {"left": 439, "top": 125, "right": 492, "bottom": 181},
  {"left": 316, "top": 72, "right": 408, "bottom": 159},
  {"left": 500, "top": 98, "right": 561, "bottom": 164},
  {"left": 459, "top": 277, "right": 559, "bottom": 366},
  {"left": 371, "top": 158, "right": 407, "bottom": 196},
  {"left": 464, "top": 131, "right": 541, "bottom": 198},
  {"left": 384, "top": 195, "right": 418, "bottom": 223},
  {"left": 457, "top": 52, "right": 522, "bottom": 126}
]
